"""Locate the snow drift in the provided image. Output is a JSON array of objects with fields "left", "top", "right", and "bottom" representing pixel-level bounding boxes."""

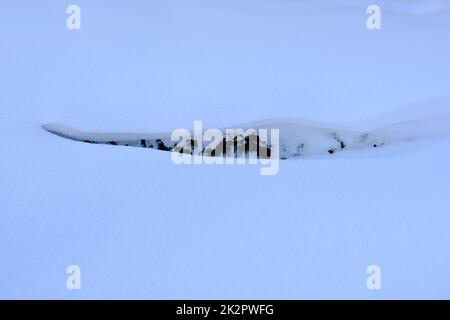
[{"left": 43, "top": 117, "right": 450, "bottom": 159}]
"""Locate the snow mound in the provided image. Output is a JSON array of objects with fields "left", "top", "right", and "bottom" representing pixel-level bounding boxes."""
[{"left": 42, "top": 117, "right": 450, "bottom": 159}]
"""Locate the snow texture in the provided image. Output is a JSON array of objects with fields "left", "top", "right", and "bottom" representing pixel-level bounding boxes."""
[
  {"left": 1, "top": 0, "right": 450, "bottom": 299},
  {"left": 43, "top": 117, "right": 450, "bottom": 158}
]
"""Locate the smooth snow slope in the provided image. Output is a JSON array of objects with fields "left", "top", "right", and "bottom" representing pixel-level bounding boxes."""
[{"left": 1, "top": 0, "right": 450, "bottom": 299}]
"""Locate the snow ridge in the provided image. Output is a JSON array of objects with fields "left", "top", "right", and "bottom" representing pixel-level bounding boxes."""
[{"left": 42, "top": 117, "right": 450, "bottom": 159}]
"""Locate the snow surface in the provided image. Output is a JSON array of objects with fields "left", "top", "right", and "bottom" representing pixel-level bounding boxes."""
[
  {"left": 1, "top": 0, "right": 450, "bottom": 299},
  {"left": 42, "top": 116, "right": 450, "bottom": 159}
]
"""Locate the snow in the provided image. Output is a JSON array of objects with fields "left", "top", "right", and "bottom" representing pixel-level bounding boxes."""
[
  {"left": 1, "top": 0, "right": 450, "bottom": 299},
  {"left": 43, "top": 116, "right": 450, "bottom": 160}
]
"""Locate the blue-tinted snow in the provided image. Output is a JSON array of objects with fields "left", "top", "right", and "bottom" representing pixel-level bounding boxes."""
[{"left": 1, "top": 0, "right": 450, "bottom": 298}]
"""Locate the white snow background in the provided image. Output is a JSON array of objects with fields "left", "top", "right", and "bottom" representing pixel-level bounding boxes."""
[{"left": 1, "top": 0, "right": 450, "bottom": 298}]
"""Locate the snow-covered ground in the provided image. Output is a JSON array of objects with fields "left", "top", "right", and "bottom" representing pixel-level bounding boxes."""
[{"left": 1, "top": 0, "right": 450, "bottom": 299}]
